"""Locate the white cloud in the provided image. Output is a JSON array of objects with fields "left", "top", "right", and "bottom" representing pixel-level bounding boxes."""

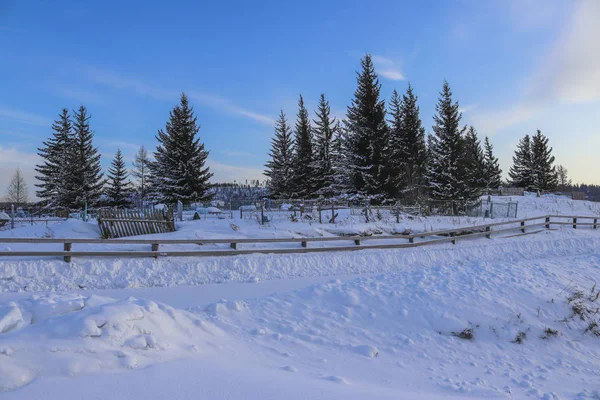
[
  {"left": 0, "top": 106, "right": 51, "bottom": 127},
  {"left": 458, "top": 104, "right": 478, "bottom": 114},
  {"left": 469, "top": 0, "right": 599, "bottom": 135},
  {"left": 207, "top": 159, "right": 265, "bottom": 183},
  {"left": 372, "top": 55, "right": 405, "bottom": 81},
  {"left": 533, "top": 0, "right": 600, "bottom": 104},
  {"left": 84, "top": 66, "right": 274, "bottom": 125}
]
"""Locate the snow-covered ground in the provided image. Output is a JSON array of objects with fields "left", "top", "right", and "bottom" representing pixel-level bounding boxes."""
[{"left": 1, "top": 194, "right": 600, "bottom": 399}]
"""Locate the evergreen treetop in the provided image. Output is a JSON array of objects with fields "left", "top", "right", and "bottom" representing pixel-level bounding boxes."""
[
  {"left": 149, "top": 93, "right": 213, "bottom": 204},
  {"left": 265, "top": 110, "right": 295, "bottom": 199},
  {"left": 107, "top": 149, "right": 133, "bottom": 207}
]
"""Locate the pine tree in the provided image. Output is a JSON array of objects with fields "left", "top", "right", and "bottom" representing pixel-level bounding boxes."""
[
  {"left": 264, "top": 110, "right": 295, "bottom": 199},
  {"left": 65, "top": 106, "right": 106, "bottom": 208},
  {"left": 530, "top": 130, "right": 558, "bottom": 191},
  {"left": 149, "top": 93, "right": 213, "bottom": 204},
  {"left": 345, "top": 54, "right": 389, "bottom": 199},
  {"left": 509, "top": 134, "right": 535, "bottom": 190},
  {"left": 399, "top": 84, "right": 428, "bottom": 202},
  {"left": 426, "top": 81, "right": 471, "bottom": 201},
  {"left": 35, "top": 109, "right": 73, "bottom": 206},
  {"left": 329, "top": 127, "right": 351, "bottom": 197},
  {"left": 6, "top": 168, "right": 28, "bottom": 207},
  {"left": 482, "top": 136, "right": 502, "bottom": 190},
  {"left": 291, "top": 95, "right": 314, "bottom": 198},
  {"left": 311, "top": 94, "right": 338, "bottom": 197},
  {"left": 386, "top": 89, "right": 405, "bottom": 198},
  {"left": 107, "top": 149, "right": 133, "bottom": 207},
  {"left": 132, "top": 145, "right": 151, "bottom": 203},
  {"left": 463, "top": 126, "right": 486, "bottom": 197}
]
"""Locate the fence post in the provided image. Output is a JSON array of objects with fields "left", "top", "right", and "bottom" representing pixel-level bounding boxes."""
[
  {"left": 521, "top": 220, "right": 525, "bottom": 233},
  {"left": 151, "top": 243, "right": 159, "bottom": 259},
  {"left": 63, "top": 242, "right": 72, "bottom": 263},
  {"left": 301, "top": 240, "right": 307, "bottom": 248},
  {"left": 261, "top": 205, "right": 265, "bottom": 225},
  {"left": 240, "top": 207, "right": 243, "bottom": 219},
  {"left": 545, "top": 217, "right": 550, "bottom": 229},
  {"left": 354, "top": 239, "right": 361, "bottom": 245},
  {"left": 594, "top": 218, "right": 598, "bottom": 230},
  {"left": 318, "top": 206, "right": 322, "bottom": 224},
  {"left": 486, "top": 226, "right": 491, "bottom": 239},
  {"left": 573, "top": 217, "right": 577, "bottom": 229},
  {"left": 11, "top": 204, "right": 14, "bottom": 229}
]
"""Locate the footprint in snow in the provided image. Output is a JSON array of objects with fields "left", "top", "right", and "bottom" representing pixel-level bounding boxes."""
[{"left": 280, "top": 366, "right": 297, "bottom": 372}]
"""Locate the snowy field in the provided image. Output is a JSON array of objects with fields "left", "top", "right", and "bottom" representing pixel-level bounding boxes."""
[{"left": 1, "top": 195, "right": 600, "bottom": 399}]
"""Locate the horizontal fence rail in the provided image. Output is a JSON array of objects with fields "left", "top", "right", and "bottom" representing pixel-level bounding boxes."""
[{"left": 0, "top": 215, "right": 597, "bottom": 262}]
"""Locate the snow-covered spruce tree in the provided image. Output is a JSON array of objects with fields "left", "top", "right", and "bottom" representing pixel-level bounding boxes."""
[
  {"left": 345, "top": 54, "right": 389, "bottom": 199},
  {"left": 508, "top": 134, "right": 534, "bottom": 190},
  {"left": 132, "top": 145, "right": 151, "bottom": 203},
  {"left": 463, "top": 126, "right": 486, "bottom": 198},
  {"left": 426, "top": 81, "right": 471, "bottom": 201},
  {"left": 386, "top": 89, "right": 406, "bottom": 199},
  {"left": 64, "top": 106, "right": 106, "bottom": 208},
  {"left": 530, "top": 130, "right": 557, "bottom": 192},
  {"left": 149, "top": 93, "right": 213, "bottom": 205},
  {"left": 6, "top": 168, "right": 28, "bottom": 207},
  {"left": 107, "top": 149, "right": 133, "bottom": 207},
  {"left": 399, "top": 84, "right": 428, "bottom": 202},
  {"left": 482, "top": 136, "right": 502, "bottom": 190},
  {"left": 329, "top": 126, "right": 351, "bottom": 197},
  {"left": 311, "top": 94, "right": 338, "bottom": 197},
  {"left": 35, "top": 108, "right": 74, "bottom": 206},
  {"left": 291, "top": 95, "right": 314, "bottom": 198},
  {"left": 264, "top": 110, "right": 295, "bottom": 199}
]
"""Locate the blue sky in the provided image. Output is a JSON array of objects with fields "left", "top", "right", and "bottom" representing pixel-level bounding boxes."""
[{"left": 1, "top": 0, "right": 599, "bottom": 198}]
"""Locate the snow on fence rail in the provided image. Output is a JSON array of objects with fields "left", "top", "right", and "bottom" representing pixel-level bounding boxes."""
[{"left": 0, "top": 215, "right": 597, "bottom": 262}]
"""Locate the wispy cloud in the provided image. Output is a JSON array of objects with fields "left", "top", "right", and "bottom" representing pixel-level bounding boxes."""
[
  {"left": 372, "top": 55, "right": 406, "bottom": 81},
  {"left": 0, "top": 106, "right": 51, "bottom": 127},
  {"left": 469, "top": 0, "right": 599, "bottom": 134},
  {"left": 83, "top": 66, "right": 274, "bottom": 125},
  {"left": 530, "top": 0, "right": 600, "bottom": 104},
  {"left": 459, "top": 104, "right": 478, "bottom": 114},
  {"left": 208, "top": 159, "right": 265, "bottom": 183}
]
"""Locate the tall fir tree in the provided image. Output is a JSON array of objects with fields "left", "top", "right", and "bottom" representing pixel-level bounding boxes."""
[
  {"left": 35, "top": 108, "right": 74, "bottom": 206},
  {"left": 508, "top": 134, "right": 535, "bottom": 190},
  {"left": 264, "top": 110, "right": 295, "bottom": 199},
  {"left": 345, "top": 54, "right": 389, "bottom": 199},
  {"left": 482, "top": 136, "right": 502, "bottom": 190},
  {"left": 311, "top": 94, "right": 338, "bottom": 197},
  {"left": 386, "top": 89, "right": 405, "bottom": 198},
  {"left": 106, "top": 149, "right": 133, "bottom": 207},
  {"left": 291, "top": 95, "right": 314, "bottom": 198},
  {"left": 329, "top": 127, "right": 351, "bottom": 197},
  {"left": 530, "top": 130, "right": 558, "bottom": 191},
  {"left": 399, "top": 84, "right": 428, "bottom": 201},
  {"left": 65, "top": 106, "right": 105, "bottom": 208},
  {"left": 149, "top": 93, "right": 213, "bottom": 204},
  {"left": 426, "top": 81, "right": 471, "bottom": 201},
  {"left": 463, "top": 126, "right": 486, "bottom": 197},
  {"left": 132, "top": 145, "right": 151, "bottom": 203}
]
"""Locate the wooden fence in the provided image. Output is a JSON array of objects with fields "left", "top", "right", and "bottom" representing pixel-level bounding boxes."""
[
  {"left": 97, "top": 209, "right": 175, "bottom": 239},
  {"left": 0, "top": 215, "right": 597, "bottom": 262}
]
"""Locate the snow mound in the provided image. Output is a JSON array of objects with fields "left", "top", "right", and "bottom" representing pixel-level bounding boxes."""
[
  {"left": 0, "top": 294, "right": 220, "bottom": 391},
  {"left": 200, "top": 254, "right": 600, "bottom": 398}
]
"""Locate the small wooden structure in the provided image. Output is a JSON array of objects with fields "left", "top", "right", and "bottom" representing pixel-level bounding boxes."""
[
  {"left": 572, "top": 192, "right": 586, "bottom": 201},
  {"left": 97, "top": 208, "right": 175, "bottom": 239}
]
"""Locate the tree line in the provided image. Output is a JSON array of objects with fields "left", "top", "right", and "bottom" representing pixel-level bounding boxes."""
[
  {"left": 35, "top": 93, "right": 212, "bottom": 209},
  {"left": 265, "top": 54, "right": 564, "bottom": 203}
]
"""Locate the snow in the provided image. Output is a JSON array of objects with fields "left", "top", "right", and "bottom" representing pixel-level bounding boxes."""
[{"left": 1, "top": 194, "right": 600, "bottom": 398}]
